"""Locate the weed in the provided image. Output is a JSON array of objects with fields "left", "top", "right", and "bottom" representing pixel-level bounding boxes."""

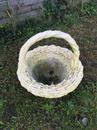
[
  {"left": 80, "top": 0, "right": 97, "bottom": 16},
  {"left": 43, "top": 0, "right": 67, "bottom": 22},
  {"left": 42, "top": 102, "right": 54, "bottom": 112}
]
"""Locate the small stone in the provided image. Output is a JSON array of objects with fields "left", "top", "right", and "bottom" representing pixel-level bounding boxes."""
[{"left": 82, "top": 117, "right": 88, "bottom": 126}]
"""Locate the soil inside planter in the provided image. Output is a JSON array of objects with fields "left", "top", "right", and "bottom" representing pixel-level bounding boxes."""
[{"left": 32, "top": 58, "right": 68, "bottom": 85}]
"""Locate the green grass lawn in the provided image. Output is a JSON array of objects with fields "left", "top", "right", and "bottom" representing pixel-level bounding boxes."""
[{"left": 0, "top": 1, "right": 97, "bottom": 130}]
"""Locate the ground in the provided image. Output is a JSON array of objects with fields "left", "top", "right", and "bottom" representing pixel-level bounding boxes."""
[{"left": 0, "top": 16, "right": 97, "bottom": 130}]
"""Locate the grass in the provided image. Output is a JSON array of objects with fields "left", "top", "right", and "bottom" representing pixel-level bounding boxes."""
[
  {"left": 0, "top": 0, "right": 97, "bottom": 44},
  {"left": 0, "top": 0, "right": 97, "bottom": 130}
]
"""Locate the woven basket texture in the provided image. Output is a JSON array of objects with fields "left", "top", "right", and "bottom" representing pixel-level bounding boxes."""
[{"left": 17, "top": 30, "right": 83, "bottom": 98}]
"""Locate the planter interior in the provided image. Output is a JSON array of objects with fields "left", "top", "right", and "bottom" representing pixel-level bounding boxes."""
[{"left": 32, "top": 57, "right": 69, "bottom": 85}]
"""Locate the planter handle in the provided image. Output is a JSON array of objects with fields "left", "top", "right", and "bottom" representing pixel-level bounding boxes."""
[{"left": 19, "top": 30, "right": 80, "bottom": 68}]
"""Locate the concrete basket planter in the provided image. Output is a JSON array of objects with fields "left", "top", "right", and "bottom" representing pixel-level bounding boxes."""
[{"left": 17, "top": 30, "right": 83, "bottom": 98}]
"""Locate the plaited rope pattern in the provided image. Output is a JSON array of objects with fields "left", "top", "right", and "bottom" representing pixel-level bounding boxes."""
[{"left": 17, "top": 30, "right": 83, "bottom": 98}]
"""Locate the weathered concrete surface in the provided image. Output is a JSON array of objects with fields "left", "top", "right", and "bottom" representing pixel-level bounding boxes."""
[{"left": 0, "top": 0, "right": 90, "bottom": 24}]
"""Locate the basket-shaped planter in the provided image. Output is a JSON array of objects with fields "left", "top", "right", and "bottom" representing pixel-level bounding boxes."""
[{"left": 17, "top": 30, "right": 83, "bottom": 98}]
